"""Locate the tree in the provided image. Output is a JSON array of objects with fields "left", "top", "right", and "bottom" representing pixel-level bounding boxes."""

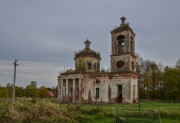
[
  {"left": 6, "top": 83, "right": 13, "bottom": 97},
  {"left": 150, "top": 62, "right": 161, "bottom": 99},
  {"left": 25, "top": 85, "right": 37, "bottom": 98},
  {"left": 158, "top": 63, "right": 164, "bottom": 73},
  {"left": 37, "top": 86, "right": 49, "bottom": 98},
  {"left": 30, "top": 81, "right": 37, "bottom": 87},
  {"left": 136, "top": 54, "right": 145, "bottom": 99},
  {"left": 136, "top": 54, "right": 163, "bottom": 99},
  {"left": 16, "top": 87, "right": 24, "bottom": 97},
  {"left": 162, "top": 67, "right": 180, "bottom": 100},
  {"left": 0, "top": 87, "right": 8, "bottom": 98}
]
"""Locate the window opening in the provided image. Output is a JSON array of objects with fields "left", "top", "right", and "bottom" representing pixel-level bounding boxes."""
[
  {"left": 96, "top": 88, "right": 100, "bottom": 98},
  {"left": 117, "top": 35, "right": 125, "bottom": 54},
  {"left": 88, "top": 62, "right": 92, "bottom": 70}
]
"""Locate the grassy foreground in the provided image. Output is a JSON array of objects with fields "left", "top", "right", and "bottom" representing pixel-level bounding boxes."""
[{"left": 0, "top": 99, "right": 179, "bottom": 123}]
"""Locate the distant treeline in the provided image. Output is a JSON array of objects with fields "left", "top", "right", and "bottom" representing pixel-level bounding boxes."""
[{"left": 0, "top": 82, "right": 57, "bottom": 99}]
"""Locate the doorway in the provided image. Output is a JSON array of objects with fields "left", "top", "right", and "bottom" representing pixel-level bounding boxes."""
[{"left": 117, "top": 85, "right": 122, "bottom": 103}]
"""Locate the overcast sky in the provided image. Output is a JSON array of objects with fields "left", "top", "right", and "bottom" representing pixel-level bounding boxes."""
[{"left": 0, "top": 0, "right": 180, "bottom": 87}]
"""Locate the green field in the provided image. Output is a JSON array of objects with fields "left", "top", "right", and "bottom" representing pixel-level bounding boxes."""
[{"left": 0, "top": 99, "right": 179, "bottom": 123}]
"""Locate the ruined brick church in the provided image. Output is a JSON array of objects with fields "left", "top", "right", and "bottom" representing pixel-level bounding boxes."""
[{"left": 58, "top": 17, "right": 138, "bottom": 103}]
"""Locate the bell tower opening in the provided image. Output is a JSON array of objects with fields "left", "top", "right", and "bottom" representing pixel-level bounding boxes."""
[{"left": 117, "top": 35, "right": 125, "bottom": 54}]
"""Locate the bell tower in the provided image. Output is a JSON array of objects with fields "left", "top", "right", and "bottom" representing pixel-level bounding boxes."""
[{"left": 110, "top": 17, "right": 136, "bottom": 73}]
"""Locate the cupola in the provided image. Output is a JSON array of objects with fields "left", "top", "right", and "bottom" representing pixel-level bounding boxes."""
[{"left": 74, "top": 40, "right": 101, "bottom": 72}]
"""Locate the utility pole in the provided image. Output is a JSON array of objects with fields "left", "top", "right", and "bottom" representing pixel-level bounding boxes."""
[{"left": 13, "top": 59, "right": 18, "bottom": 103}]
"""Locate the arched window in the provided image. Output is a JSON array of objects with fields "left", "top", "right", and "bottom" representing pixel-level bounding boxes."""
[
  {"left": 88, "top": 62, "right": 92, "bottom": 70},
  {"left": 96, "top": 88, "right": 100, "bottom": 98},
  {"left": 117, "top": 35, "right": 125, "bottom": 54}
]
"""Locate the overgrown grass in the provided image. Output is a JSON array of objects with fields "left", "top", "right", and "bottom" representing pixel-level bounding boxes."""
[
  {"left": 0, "top": 99, "right": 179, "bottom": 123},
  {"left": 0, "top": 100, "right": 89, "bottom": 123},
  {"left": 81, "top": 101, "right": 180, "bottom": 122}
]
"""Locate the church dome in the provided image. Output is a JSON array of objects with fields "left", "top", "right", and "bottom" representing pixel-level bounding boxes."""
[
  {"left": 74, "top": 40, "right": 101, "bottom": 60},
  {"left": 74, "top": 40, "right": 101, "bottom": 72}
]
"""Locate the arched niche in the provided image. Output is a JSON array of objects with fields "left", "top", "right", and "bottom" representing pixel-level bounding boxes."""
[{"left": 116, "top": 35, "right": 125, "bottom": 54}]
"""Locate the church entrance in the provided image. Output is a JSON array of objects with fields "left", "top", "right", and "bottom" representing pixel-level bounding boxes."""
[{"left": 117, "top": 85, "right": 122, "bottom": 103}]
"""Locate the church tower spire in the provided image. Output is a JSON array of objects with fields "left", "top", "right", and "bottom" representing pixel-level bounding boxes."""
[
  {"left": 120, "top": 16, "right": 126, "bottom": 26},
  {"left": 84, "top": 39, "right": 91, "bottom": 50}
]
